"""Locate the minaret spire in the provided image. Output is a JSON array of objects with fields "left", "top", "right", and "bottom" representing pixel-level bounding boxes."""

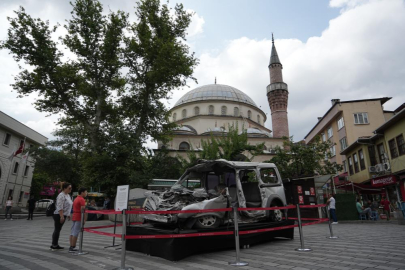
[{"left": 266, "top": 34, "right": 289, "bottom": 138}]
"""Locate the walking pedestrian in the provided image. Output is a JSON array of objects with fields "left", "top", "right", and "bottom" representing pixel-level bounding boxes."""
[
  {"left": 69, "top": 187, "right": 87, "bottom": 253},
  {"left": 27, "top": 195, "right": 36, "bottom": 220},
  {"left": 4, "top": 196, "right": 13, "bottom": 220},
  {"left": 327, "top": 194, "right": 338, "bottom": 224},
  {"left": 380, "top": 197, "right": 392, "bottom": 221},
  {"left": 50, "top": 182, "right": 73, "bottom": 251}
]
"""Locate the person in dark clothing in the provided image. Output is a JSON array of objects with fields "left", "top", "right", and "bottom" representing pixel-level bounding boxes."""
[{"left": 27, "top": 196, "right": 36, "bottom": 220}]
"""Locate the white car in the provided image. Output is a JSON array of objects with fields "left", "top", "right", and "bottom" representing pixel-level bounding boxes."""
[{"left": 36, "top": 199, "right": 54, "bottom": 209}]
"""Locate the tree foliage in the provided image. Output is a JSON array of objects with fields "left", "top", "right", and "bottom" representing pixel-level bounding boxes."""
[
  {"left": 1, "top": 0, "right": 198, "bottom": 194},
  {"left": 270, "top": 136, "right": 343, "bottom": 180}
]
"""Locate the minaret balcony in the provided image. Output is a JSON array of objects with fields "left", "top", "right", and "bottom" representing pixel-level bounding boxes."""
[{"left": 266, "top": 82, "right": 288, "bottom": 93}]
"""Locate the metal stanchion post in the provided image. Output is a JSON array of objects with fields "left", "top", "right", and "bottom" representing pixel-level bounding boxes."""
[
  {"left": 74, "top": 207, "right": 89, "bottom": 255},
  {"left": 295, "top": 204, "right": 312, "bottom": 252},
  {"left": 326, "top": 206, "right": 338, "bottom": 239},
  {"left": 105, "top": 214, "right": 121, "bottom": 248},
  {"left": 228, "top": 203, "right": 248, "bottom": 266},
  {"left": 113, "top": 210, "right": 133, "bottom": 270}
]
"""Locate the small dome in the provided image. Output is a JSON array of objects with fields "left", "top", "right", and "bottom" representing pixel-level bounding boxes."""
[
  {"left": 173, "top": 125, "right": 197, "bottom": 135},
  {"left": 244, "top": 128, "right": 271, "bottom": 138},
  {"left": 173, "top": 84, "right": 258, "bottom": 108},
  {"left": 201, "top": 127, "right": 227, "bottom": 136}
]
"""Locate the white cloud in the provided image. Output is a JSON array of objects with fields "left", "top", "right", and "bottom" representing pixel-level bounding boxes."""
[
  {"left": 169, "top": 0, "right": 405, "bottom": 141},
  {"left": 187, "top": 10, "right": 205, "bottom": 37}
]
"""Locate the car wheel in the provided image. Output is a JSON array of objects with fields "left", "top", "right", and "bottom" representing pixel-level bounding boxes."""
[
  {"left": 269, "top": 203, "right": 283, "bottom": 222},
  {"left": 194, "top": 215, "right": 221, "bottom": 229}
]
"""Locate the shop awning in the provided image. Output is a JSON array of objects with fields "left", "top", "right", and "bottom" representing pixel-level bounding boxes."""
[{"left": 335, "top": 182, "right": 384, "bottom": 194}]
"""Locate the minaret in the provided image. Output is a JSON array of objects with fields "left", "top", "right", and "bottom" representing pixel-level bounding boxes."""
[{"left": 267, "top": 34, "right": 289, "bottom": 138}]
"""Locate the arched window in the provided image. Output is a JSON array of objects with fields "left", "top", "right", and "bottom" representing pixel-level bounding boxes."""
[
  {"left": 194, "top": 106, "right": 200, "bottom": 116},
  {"left": 173, "top": 113, "right": 177, "bottom": 121},
  {"left": 208, "top": 105, "right": 214, "bottom": 115},
  {"left": 248, "top": 110, "right": 252, "bottom": 119},
  {"left": 234, "top": 107, "right": 239, "bottom": 117},
  {"left": 182, "top": 109, "right": 187, "bottom": 118},
  {"left": 221, "top": 106, "right": 227, "bottom": 116},
  {"left": 179, "top": 142, "right": 190, "bottom": 150},
  {"left": 257, "top": 115, "right": 261, "bottom": 124}
]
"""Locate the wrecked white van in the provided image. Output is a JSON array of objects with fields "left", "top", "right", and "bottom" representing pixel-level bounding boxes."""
[{"left": 141, "top": 159, "right": 287, "bottom": 229}]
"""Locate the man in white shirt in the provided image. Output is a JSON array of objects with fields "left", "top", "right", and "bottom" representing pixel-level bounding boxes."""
[{"left": 327, "top": 194, "right": 338, "bottom": 224}]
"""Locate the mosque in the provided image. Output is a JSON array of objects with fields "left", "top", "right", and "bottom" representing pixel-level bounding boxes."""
[{"left": 156, "top": 36, "right": 290, "bottom": 162}]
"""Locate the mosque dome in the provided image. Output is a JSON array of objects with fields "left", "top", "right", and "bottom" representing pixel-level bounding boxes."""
[{"left": 173, "top": 84, "right": 258, "bottom": 109}]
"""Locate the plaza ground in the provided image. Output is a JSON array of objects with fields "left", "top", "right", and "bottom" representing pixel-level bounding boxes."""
[{"left": 0, "top": 216, "right": 404, "bottom": 270}]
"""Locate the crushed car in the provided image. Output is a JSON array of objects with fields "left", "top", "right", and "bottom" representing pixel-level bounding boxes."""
[{"left": 141, "top": 159, "right": 287, "bottom": 229}]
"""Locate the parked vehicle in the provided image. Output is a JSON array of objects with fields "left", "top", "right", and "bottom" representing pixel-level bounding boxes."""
[
  {"left": 36, "top": 199, "right": 54, "bottom": 209},
  {"left": 142, "top": 159, "right": 287, "bottom": 229}
]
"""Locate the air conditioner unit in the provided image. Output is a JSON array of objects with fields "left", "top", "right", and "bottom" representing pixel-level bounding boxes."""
[
  {"left": 383, "top": 162, "right": 391, "bottom": 171},
  {"left": 369, "top": 166, "right": 376, "bottom": 173},
  {"left": 375, "top": 164, "right": 384, "bottom": 172}
]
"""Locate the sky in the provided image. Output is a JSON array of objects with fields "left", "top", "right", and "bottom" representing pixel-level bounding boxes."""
[{"left": 1, "top": 0, "right": 405, "bottom": 148}]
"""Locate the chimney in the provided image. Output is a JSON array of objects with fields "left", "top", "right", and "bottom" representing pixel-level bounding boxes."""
[
  {"left": 331, "top": 99, "right": 340, "bottom": 106},
  {"left": 317, "top": 117, "right": 322, "bottom": 121}
]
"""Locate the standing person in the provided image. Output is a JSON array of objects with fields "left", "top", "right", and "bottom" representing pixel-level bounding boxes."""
[
  {"left": 27, "top": 195, "right": 36, "bottom": 220},
  {"left": 327, "top": 194, "right": 338, "bottom": 224},
  {"left": 103, "top": 197, "right": 111, "bottom": 210},
  {"left": 69, "top": 187, "right": 87, "bottom": 253},
  {"left": 4, "top": 196, "right": 13, "bottom": 220},
  {"left": 380, "top": 197, "right": 392, "bottom": 221},
  {"left": 50, "top": 182, "right": 73, "bottom": 251}
]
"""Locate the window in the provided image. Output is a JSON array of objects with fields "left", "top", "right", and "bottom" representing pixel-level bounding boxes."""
[
  {"left": 260, "top": 168, "right": 278, "bottom": 184},
  {"left": 321, "top": 133, "right": 326, "bottom": 142},
  {"left": 173, "top": 113, "right": 177, "bottom": 121},
  {"left": 353, "top": 153, "right": 359, "bottom": 173},
  {"left": 337, "top": 117, "right": 345, "bottom": 130},
  {"left": 343, "top": 160, "right": 347, "bottom": 172},
  {"left": 368, "top": 146, "right": 377, "bottom": 166},
  {"left": 327, "top": 127, "right": 333, "bottom": 138},
  {"left": 377, "top": 143, "right": 385, "bottom": 163},
  {"left": 24, "top": 165, "right": 29, "bottom": 177},
  {"left": 194, "top": 106, "right": 200, "bottom": 116},
  {"left": 396, "top": 135, "right": 405, "bottom": 156},
  {"left": 354, "top": 112, "right": 369, "bottom": 124},
  {"left": 179, "top": 142, "right": 190, "bottom": 150},
  {"left": 18, "top": 191, "right": 24, "bottom": 203},
  {"left": 13, "top": 162, "right": 19, "bottom": 174},
  {"left": 330, "top": 145, "right": 336, "bottom": 157},
  {"left": 247, "top": 110, "right": 252, "bottom": 119},
  {"left": 3, "top": 133, "right": 11, "bottom": 146},
  {"left": 234, "top": 107, "right": 239, "bottom": 117},
  {"left": 358, "top": 149, "right": 365, "bottom": 171},
  {"left": 8, "top": 189, "right": 13, "bottom": 199},
  {"left": 340, "top": 137, "right": 347, "bottom": 150},
  {"left": 221, "top": 106, "right": 227, "bottom": 116},
  {"left": 348, "top": 157, "right": 354, "bottom": 175},
  {"left": 388, "top": 139, "right": 398, "bottom": 159},
  {"left": 182, "top": 109, "right": 187, "bottom": 118},
  {"left": 209, "top": 105, "right": 214, "bottom": 115},
  {"left": 257, "top": 115, "right": 260, "bottom": 124}
]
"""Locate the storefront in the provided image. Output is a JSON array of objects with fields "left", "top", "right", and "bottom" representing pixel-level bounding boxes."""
[{"left": 371, "top": 175, "right": 401, "bottom": 207}]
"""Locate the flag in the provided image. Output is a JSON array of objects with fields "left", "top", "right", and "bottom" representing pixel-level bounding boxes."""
[
  {"left": 14, "top": 142, "right": 25, "bottom": 156},
  {"left": 21, "top": 151, "right": 29, "bottom": 164},
  {"left": 7, "top": 146, "right": 17, "bottom": 162}
]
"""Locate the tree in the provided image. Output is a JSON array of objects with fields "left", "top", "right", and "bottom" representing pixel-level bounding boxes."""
[
  {"left": 178, "top": 124, "right": 265, "bottom": 170},
  {"left": 270, "top": 136, "right": 343, "bottom": 180},
  {"left": 2, "top": 0, "right": 198, "bottom": 193}
]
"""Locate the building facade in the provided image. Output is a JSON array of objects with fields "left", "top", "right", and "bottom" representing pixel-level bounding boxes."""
[
  {"left": 304, "top": 98, "right": 392, "bottom": 174},
  {"left": 156, "top": 36, "right": 290, "bottom": 162},
  {"left": 340, "top": 106, "right": 405, "bottom": 205},
  {"left": 0, "top": 111, "right": 47, "bottom": 207}
]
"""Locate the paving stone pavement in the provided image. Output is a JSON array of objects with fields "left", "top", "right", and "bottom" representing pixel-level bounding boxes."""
[{"left": 0, "top": 216, "right": 404, "bottom": 270}]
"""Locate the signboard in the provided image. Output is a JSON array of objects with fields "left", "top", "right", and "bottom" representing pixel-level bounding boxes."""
[
  {"left": 310, "top": 187, "right": 315, "bottom": 196},
  {"left": 115, "top": 185, "right": 129, "bottom": 211},
  {"left": 298, "top": 195, "right": 304, "bottom": 204},
  {"left": 371, "top": 175, "right": 397, "bottom": 187},
  {"left": 297, "top": 186, "right": 303, "bottom": 194}
]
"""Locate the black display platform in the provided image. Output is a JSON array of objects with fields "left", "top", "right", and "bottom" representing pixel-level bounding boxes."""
[{"left": 126, "top": 220, "right": 295, "bottom": 261}]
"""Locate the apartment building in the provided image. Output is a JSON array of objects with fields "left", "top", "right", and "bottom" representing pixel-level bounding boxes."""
[
  {"left": 304, "top": 98, "right": 392, "bottom": 174},
  {"left": 0, "top": 111, "right": 47, "bottom": 207},
  {"left": 340, "top": 105, "right": 405, "bottom": 204}
]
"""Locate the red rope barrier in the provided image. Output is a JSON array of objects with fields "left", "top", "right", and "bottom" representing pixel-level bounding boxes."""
[
  {"left": 85, "top": 209, "right": 122, "bottom": 214},
  {"left": 127, "top": 208, "right": 232, "bottom": 215},
  {"left": 239, "top": 224, "right": 298, "bottom": 235},
  {"left": 298, "top": 204, "right": 327, "bottom": 208},
  {"left": 84, "top": 228, "right": 121, "bottom": 238},
  {"left": 238, "top": 205, "right": 296, "bottom": 211}
]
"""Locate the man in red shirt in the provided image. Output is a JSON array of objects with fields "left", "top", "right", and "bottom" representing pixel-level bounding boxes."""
[
  {"left": 380, "top": 197, "right": 392, "bottom": 221},
  {"left": 69, "top": 187, "right": 88, "bottom": 253}
]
